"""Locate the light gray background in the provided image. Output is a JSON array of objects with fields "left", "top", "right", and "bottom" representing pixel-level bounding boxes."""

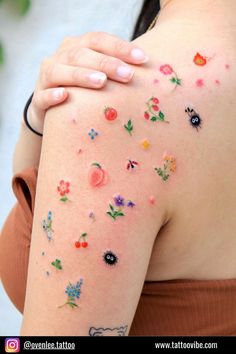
[{"left": 0, "top": 0, "right": 144, "bottom": 335}]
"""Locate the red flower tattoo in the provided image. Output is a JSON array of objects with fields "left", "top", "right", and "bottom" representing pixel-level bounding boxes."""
[{"left": 57, "top": 180, "right": 70, "bottom": 202}]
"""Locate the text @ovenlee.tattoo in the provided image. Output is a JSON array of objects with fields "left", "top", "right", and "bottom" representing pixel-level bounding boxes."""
[{"left": 39, "top": 51, "right": 229, "bottom": 310}]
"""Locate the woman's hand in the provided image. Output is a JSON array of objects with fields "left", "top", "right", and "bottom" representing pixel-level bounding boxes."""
[{"left": 29, "top": 32, "right": 148, "bottom": 134}]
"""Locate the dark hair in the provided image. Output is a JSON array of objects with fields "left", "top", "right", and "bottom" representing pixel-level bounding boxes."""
[{"left": 132, "top": 0, "right": 160, "bottom": 40}]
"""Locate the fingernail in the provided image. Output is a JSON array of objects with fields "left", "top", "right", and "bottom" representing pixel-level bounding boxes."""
[
  {"left": 53, "top": 87, "right": 65, "bottom": 100},
  {"left": 131, "top": 48, "right": 149, "bottom": 63},
  {"left": 116, "top": 65, "right": 134, "bottom": 80},
  {"left": 89, "top": 72, "right": 107, "bottom": 85}
]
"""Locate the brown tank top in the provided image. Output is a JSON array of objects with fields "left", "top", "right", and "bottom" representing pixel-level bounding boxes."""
[{"left": 0, "top": 169, "right": 236, "bottom": 335}]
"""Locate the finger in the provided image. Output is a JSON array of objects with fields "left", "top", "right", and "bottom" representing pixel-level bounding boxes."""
[
  {"left": 41, "top": 62, "right": 107, "bottom": 89},
  {"left": 58, "top": 47, "right": 135, "bottom": 83},
  {"left": 32, "top": 88, "right": 68, "bottom": 110},
  {"left": 59, "top": 32, "right": 149, "bottom": 65}
]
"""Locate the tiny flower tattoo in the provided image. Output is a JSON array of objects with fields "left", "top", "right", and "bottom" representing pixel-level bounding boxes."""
[
  {"left": 75, "top": 233, "right": 88, "bottom": 249},
  {"left": 59, "top": 279, "right": 83, "bottom": 309},
  {"left": 104, "top": 107, "right": 118, "bottom": 121},
  {"left": 154, "top": 154, "right": 176, "bottom": 182},
  {"left": 127, "top": 200, "right": 135, "bottom": 208},
  {"left": 51, "top": 259, "right": 63, "bottom": 270},
  {"left": 114, "top": 194, "right": 125, "bottom": 207},
  {"left": 89, "top": 211, "right": 95, "bottom": 221},
  {"left": 144, "top": 97, "right": 169, "bottom": 123},
  {"left": 141, "top": 139, "right": 151, "bottom": 150},
  {"left": 185, "top": 107, "right": 202, "bottom": 131},
  {"left": 124, "top": 119, "right": 133, "bottom": 135},
  {"left": 103, "top": 251, "right": 118, "bottom": 266},
  {"left": 42, "top": 211, "right": 54, "bottom": 241},
  {"left": 159, "top": 64, "right": 182, "bottom": 88},
  {"left": 107, "top": 195, "right": 135, "bottom": 220},
  {"left": 88, "top": 128, "right": 99, "bottom": 140},
  {"left": 57, "top": 180, "right": 70, "bottom": 202}
]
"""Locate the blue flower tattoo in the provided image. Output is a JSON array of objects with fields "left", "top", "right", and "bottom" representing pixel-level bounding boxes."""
[
  {"left": 88, "top": 128, "right": 98, "bottom": 140},
  {"left": 59, "top": 279, "right": 83, "bottom": 309}
]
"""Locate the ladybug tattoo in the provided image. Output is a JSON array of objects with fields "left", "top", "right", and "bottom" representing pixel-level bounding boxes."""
[
  {"left": 185, "top": 107, "right": 202, "bottom": 131},
  {"left": 103, "top": 251, "right": 118, "bottom": 266}
]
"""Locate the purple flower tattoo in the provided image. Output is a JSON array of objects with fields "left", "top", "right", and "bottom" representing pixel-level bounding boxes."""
[
  {"left": 114, "top": 195, "right": 125, "bottom": 207},
  {"left": 127, "top": 200, "right": 135, "bottom": 208}
]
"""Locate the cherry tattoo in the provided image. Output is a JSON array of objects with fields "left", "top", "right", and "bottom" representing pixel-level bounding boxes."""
[
  {"left": 185, "top": 107, "right": 202, "bottom": 131},
  {"left": 75, "top": 233, "right": 88, "bottom": 249},
  {"left": 103, "top": 251, "right": 118, "bottom": 266}
]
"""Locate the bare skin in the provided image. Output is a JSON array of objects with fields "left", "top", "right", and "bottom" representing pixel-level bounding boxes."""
[{"left": 19, "top": 0, "right": 236, "bottom": 335}]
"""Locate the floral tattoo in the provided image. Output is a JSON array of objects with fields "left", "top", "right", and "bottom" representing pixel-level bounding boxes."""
[
  {"left": 140, "top": 139, "right": 151, "bottom": 150},
  {"left": 107, "top": 202, "right": 125, "bottom": 221},
  {"left": 51, "top": 259, "right": 63, "bottom": 270},
  {"left": 88, "top": 128, "right": 99, "bottom": 140},
  {"left": 159, "top": 64, "right": 181, "bottom": 88},
  {"left": 107, "top": 194, "right": 135, "bottom": 220},
  {"left": 59, "top": 279, "right": 83, "bottom": 309},
  {"left": 154, "top": 153, "right": 176, "bottom": 182},
  {"left": 144, "top": 97, "right": 169, "bottom": 123},
  {"left": 42, "top": 211, "right": 54, "bottom": 241},
  {"left": 57, "top": 180, "right": 70, "bottom": 202},
  {"left": 124, "top": 119, "right": 133, "bottom": 136},
  {"left": 75, "top": 233, "right": 88, "bottom": 249}
]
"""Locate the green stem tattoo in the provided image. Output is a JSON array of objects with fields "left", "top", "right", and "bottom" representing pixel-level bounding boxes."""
[
  {"left": 124, "top": 119, "right": 133, "bottom": 135},
  {"left": 146, "top": 97, "right": 169, "bottom": 123},
  {"left": 154, "top": 155, "right": 176, "bottom": 182},
  {"left": 107, "top": 204, "right": 125, "bottom": 221}
]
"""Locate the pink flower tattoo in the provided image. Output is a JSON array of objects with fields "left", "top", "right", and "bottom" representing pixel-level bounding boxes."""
[
  {"left": 159, "top": 64, "right": 181, "bottom": 89},
  {"left": 57, "top": 180, "right": 71, "bottom": 202}
]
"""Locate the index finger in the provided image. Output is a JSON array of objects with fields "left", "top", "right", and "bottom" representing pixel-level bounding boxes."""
[{"left": 64, "top": 32, "right": 149, "bottom": 65}]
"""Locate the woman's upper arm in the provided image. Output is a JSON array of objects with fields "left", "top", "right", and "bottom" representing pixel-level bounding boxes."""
[
  {"left": 21, "top": 34, "right": 170, "bottom": 336},
  {"left": 21, "top": 2, "right": 234, "bottom": 332}
]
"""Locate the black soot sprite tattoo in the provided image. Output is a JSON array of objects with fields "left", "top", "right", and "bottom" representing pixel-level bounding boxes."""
[
  {"left": 185, "top": 107, "right": 202, "bottom": 131},
  {"left": 103, "top": 251, "right": 118, "bottom": 266}
]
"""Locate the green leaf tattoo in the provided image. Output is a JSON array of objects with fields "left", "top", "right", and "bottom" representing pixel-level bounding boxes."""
[
  {"left": 106, "top": 204, "right": 125, "bottom": 220},
  {"left": 124, "top": 119, "right": 133, "bottom": 135},
  {"left": 170, "top": 77, "right": 181, "bottom": 86},
  {"left": 51, "top": 259, "right": 63, "bottom": 270}
]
